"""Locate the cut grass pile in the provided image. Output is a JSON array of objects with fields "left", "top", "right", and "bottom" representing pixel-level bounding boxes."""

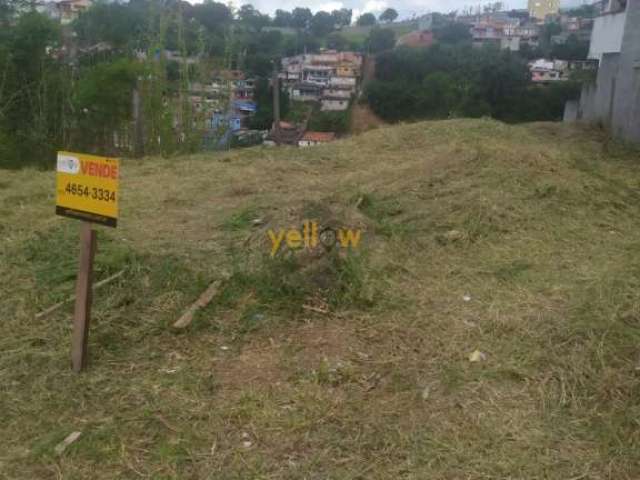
[{"left": 1, "top": 119, "right": 640, "bottom": 479}]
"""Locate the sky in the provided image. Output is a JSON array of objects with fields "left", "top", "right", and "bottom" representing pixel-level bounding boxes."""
[{"left": 223, "top": 0, "right": 587, "bottom": 21}]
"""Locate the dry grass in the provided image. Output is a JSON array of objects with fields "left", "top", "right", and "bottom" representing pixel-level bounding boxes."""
[{"left": 1, "top": 119, "right": 640, "bottom": 479}]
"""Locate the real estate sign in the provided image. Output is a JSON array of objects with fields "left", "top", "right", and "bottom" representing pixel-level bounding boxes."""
[{"left": 56, "top": 151, "right": 119, "bottom": 227}]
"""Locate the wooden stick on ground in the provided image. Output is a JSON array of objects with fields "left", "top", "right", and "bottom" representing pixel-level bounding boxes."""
[
  {"left": 35, "top": 270, "right": 126, "bottom": 320},
  {"left": 173, "top": 278, "right": 226, "bottom": 329}
]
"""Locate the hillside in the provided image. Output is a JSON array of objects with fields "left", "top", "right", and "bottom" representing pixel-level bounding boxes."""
[{"left": 2, "top": 119, "right": 640, "bottom": 478}]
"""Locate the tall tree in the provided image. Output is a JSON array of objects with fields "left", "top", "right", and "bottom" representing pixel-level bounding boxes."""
[
  {"left": 379, "top": 8, "right": 398, "bottom": 23},
  {"left": 273, "top": 9, "right": 293, "bottom": 27},
  {"left": 291, "top": 7, "right": 313, "bottom": 30},
  {"left": 331, "top": 8, "right": 352, "bottom": 27},
  {"left": 367, "top": 28, "right": 396, "bottom": 53},
  {"left": 311, "top": 11, "right": 334, "bottom": 37},
  {"left": 356, "top": 12, "right": 377, "bottom": 26},
  {"left": 238, "top": 4, "right": 270, "bottom": 31}
]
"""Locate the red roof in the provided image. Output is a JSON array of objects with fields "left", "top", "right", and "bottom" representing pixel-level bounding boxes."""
[{"left": 301, "top": 131, "right": 336, "bottom": 143}]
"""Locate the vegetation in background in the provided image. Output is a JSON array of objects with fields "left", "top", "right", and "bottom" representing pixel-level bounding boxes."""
[
  {"left": 366, "top": 44, "right": 581, "bottom": 123},
  {"left": 0, "top": 11, "right": 68, "bottom": 168},
  {"left": 308, "top": 107, "right": 351, "bottom": 134},
  {"left": 249, "top": 78, "right": 290, "bottom": 130},
  {"left": 356, "top": 12, "right": 377, "bottom": 27},
  {"left": 0, "top": 0, "right": 594, "bottom": 168},
  {"left": 367, "top": 28, "right": 396, "bottom": 53}
]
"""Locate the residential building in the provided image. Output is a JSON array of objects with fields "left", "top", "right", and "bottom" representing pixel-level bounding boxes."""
[
  {"left": 337, "top": 64, "right": 358, "bottom": 77},
  {"left": 281, "top": 51, "right": 362, "bottom": 103},
  {"left": 528, "top": 0, "right": 560, "bottom": 21},
  {"left": 329, "top": 76, "right": 357, "bottom": 89},
  {"left": 565, "top": 0, "right": 639, "bottom": 143},
  {"left": 471, "top": 20, "right": 521, "bottom": 51},
  {"left": 298, "top": 132, "right": 336, "bottom": 147},
  {"left": 291, "top": 82, "right": 323, "bottom": 102},
  {"left": 55, "top": 0, "right": 92, "bottom": 24},
  {"left": 302, "top": 65, "right": 333, "bottom": 86},
  {"left": 234, "top": 79, "right": 255, "bottom": 101},
  {"left": 321, "top": 96, "right": 350, "bottom": 111},
  {"left": 529, "top": 59, "right": 568, "bottom": 82}
]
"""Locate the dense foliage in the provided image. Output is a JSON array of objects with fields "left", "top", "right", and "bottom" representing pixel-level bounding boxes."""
[
  {"left": 366, "top": 44, "right": 581, "bottom": 123},
  {"left": 0, "top": 0, "right": 591, "bottom": 169},
  {"left": 0, "top": 12, "right": 68, "bottom": 168}
]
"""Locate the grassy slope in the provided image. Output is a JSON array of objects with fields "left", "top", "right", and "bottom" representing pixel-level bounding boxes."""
[
  {"left": 339, "top": 21, "right": 417, "bottom": 46},
  {"left": 1, "top": 119, "right": 640, "bottom": 479}
]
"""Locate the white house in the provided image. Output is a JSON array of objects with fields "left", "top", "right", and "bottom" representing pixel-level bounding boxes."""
[{"left": 321, "top": 96, "right": 350, "bottom": 111}]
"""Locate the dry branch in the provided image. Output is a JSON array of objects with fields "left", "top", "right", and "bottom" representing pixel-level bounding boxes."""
[{"left": 172, "top": 277, "right": 227, "bottom": 329}]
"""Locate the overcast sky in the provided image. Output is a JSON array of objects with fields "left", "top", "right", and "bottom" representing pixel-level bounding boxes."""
[{"left": 224, "top": 0, "right": 586, "bottom": 21}]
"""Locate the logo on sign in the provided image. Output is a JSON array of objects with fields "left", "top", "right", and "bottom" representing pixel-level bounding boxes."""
[{"left": 57, "top": 155, "right": 80, "bottom": 174}]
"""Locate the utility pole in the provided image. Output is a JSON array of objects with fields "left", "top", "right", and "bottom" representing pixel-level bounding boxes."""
[
  {"left": 272, "top": 64, "right": 281, "bottom": 145},
  {"left": 132, "top": 82, "right": 144, "bottom": 157}
]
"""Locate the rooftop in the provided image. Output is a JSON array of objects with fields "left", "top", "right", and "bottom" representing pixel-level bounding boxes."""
[{"left": 301, "top": 131, "right": 336, "bottom": 142}]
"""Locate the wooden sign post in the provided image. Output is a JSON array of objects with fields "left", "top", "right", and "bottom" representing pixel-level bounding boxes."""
[
  {"left": 56, "top": 152, "right": 119, "bottom": 372},
  {"left": 71, "top": 223, "right": 97, "bottom": 372}
]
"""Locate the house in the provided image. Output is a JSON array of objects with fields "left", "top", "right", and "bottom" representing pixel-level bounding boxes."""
[
  {"left": 165, "top": 50, "right": 200, "bottom": 65},
  {"left": 528, "top": 0, "right": 560, "bottom": 21},
  {"left": 234, "top": 79, "right": 255, "bottom": 101},
  {"left": 280, "top": 51, "right": 363, "bottom": 109},
  {"left": 210, "top": 113, "right": 242, "bottom": 132},
  {"left": 471, "top": 21, "right": 521, "bottom": 51},
  {"left": 322, "top": 86, "right": 352, "bottom": 99},
  {"left": 298, "top": 132, "right": 336, "bottom": 147},
  {"left": 337, "top": 64, "right": 358, "bottom": 77},
  {"left": 35, "top": 1, "right": 61, "bottom": 21},
  {"left": 56, "top": 0, "right": 92, "bottom": 24},
  {"left": 396, "top": 30, "right": 434, "bottom": 48},
  {"left": 321, "top": 96, "right": 350, "bottom": 111},
  {"left": 291, "top": 82, "right": 322, "bottom": 102},
  {"left": 529, "top": 59, "right": 568, "bottom": 82},
  {"left": 302, "top": 65, "right": 333, "bottom": 86},
  {"left": 564, "top": 0, "right": 639, "bottom": 143},
  {"left": 307, "top": 51, "right": 340, "bottom": 66},
  {"left": 329, "top": 76, "right": 357, "bottom": 90}
]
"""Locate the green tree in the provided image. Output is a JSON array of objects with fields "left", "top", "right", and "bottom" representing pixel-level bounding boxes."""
[
  {"left": 273, "top": 9, "right": 292, "bottom": 27},
  {"left": 356, "top": 12, "right": 377, "bottom": 26},
  {"left": 550, "top": 34, "right": 589, "bottom": 61},
  {"left": 73, "top": 2, "right": 146, "bottom": 49},
  {"left": 435, "top": 22, "right": 472, "bottom": 44},
  {"left": 238, "top": 4, "right": 270, "bottom": 31},
  {"left": 1, "top": 12, "right": 66, "bottom": 168},
  {"left": 418, "top": 72, "right": 457, "bottom": 117},
  {"left": 331, "top": 8, "right": 352, "bottom": 28},
  {"left": 379, "top": 8, "right": 398, "bottom": 23},
  {"left": 291, "top": 7, "right": 313, "bottom": 29},
  {"left": 191, "top": 1, "right": 232, "bottom": 32},
  {"left": 367, "top": 28, "right": 396, "bottom": 53},
  {"left": 250, "top": 77, "right": 289, "bottom": 130},
  {"left": 327, "top": 32, "right": 349, "bottom": 51},
  {"left": 75, "top": 59, "right": 142, "bottom": 153},
  {"left": 311, "top": 11, "right": 335, "bottom": 37}
]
